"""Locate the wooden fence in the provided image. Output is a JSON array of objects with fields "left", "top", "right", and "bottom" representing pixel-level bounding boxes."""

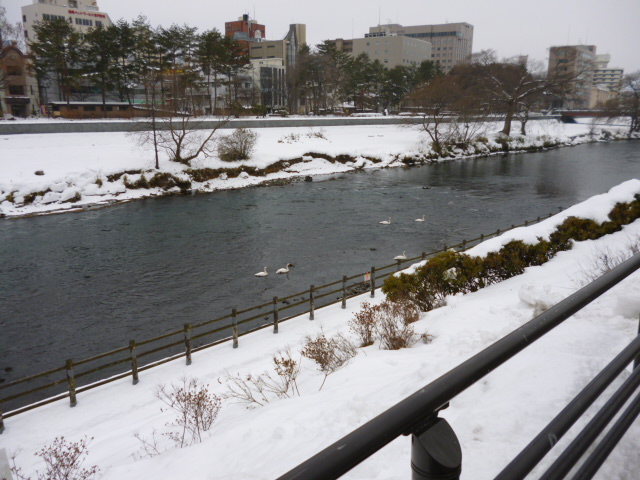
[{"left": 0, "top": 211, "right": 558, "bottom": 432}]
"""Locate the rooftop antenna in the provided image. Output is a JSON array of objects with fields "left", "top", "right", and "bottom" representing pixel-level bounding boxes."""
[{"left": 378, "top": 5, "right": 381, "bottom": 26}]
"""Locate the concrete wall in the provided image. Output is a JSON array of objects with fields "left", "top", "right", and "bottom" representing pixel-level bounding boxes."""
[{"left": 0, "top": 115, "right": 559, "bottom": 135}]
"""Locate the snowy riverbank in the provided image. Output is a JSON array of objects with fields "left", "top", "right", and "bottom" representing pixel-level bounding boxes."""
[
  {"left": 0, "top": 119, "right": 635, "bottom": 218},
  {"left": 1, "top": 180, "right": 640, "bottom": 479}
]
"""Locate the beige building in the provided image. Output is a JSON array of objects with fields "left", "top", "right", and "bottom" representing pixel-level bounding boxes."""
[
  {"left": 548, "top": 45, "right": 597, "bottom": 109},
  {"left": 367, "top": 22, "right": 473, "bottom": 73},
  {"left": 249, "top": 24, "right": 306, "bottom": 67},
  {"left": 351, "top": 35, "right": 431, "bottom": 68},
  {"left": 325, "top": 35, "right": 432, "bottom": 68},
  {"left": 0, "top": 44, "right": 39, "bottom": 117},
  {"left": 22, "top": 0, "right": 113, "bottom": 43},
  {"left": 592, "top": 55, "right": 624, "bottom": 94}
]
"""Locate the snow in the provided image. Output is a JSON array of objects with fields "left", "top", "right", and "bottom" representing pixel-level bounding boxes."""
[
  {"left": 1, "top": 180, "right": 640, "bottom": 480},
  {"left": 1, "top": 119, "right": 632, "bottom": 218}
]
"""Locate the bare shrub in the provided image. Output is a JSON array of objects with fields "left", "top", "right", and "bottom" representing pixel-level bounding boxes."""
[
  {"left": 577, "top": 237, "right": 640, "bottom": 286},
  {"left": 10, "top": 436, "right": 99, "bottom": 480},
  {"left": 374, "top": 300, "right": 421, "bottom": 350},
  {"left": 218, "top": 128, "right": 258, "bottom": 161},
  {"left": 223, "top": 349, "right": 301, "bottom": 407},
  {"left": 302, "top": 332, "right": 357, "bottom": 389},
  {"left": 349, "top": 302, "right": 378, "bottom": 347},
  {"left": 155, "top": 376, "right": 221, "bottom": 447},
  {"left": 131, "top": 429, "right": 162, "bottom": 460}
]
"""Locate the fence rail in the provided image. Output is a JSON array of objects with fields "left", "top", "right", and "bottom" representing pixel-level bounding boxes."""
[{"left": 0, "top": 210, "right": 559, "bottom": 429}]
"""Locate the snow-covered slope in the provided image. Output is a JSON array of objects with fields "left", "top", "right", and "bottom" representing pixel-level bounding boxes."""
[{"left": 2, "top": 180, "right": 640, "bottom": 480}]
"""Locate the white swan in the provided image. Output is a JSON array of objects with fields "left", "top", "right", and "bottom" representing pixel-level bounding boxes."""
[
  {"left": 415, "top": 215, "right": 426, "bottom": 222},
  {"left": 379, "top": 217, "right": 391, "bottom": 225},
  {"left": 394, "top": 251, "right": 407, "bottom": 260},
  {"left": 255, "top": 266, "right": 268, "bottom": 277},
  {"left": 276, "top": 263, "right": 293, "bottom": 274}
]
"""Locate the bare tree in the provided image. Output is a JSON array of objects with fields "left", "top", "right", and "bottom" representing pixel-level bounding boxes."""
[
  {"left": 133, "top": 114, "right": 229, "bottom": 166},
  {"left": 604, "top": 72, "right": 640, "bottom": 134}
]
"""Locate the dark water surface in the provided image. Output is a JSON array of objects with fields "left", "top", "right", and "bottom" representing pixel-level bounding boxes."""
[{"left": 1, "top": 141, "right": 639, "bottom": 399}]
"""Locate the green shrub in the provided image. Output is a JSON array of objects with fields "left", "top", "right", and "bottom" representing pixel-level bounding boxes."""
[{"left": 383, "top": 198, "right": 640, "bottom": 312}]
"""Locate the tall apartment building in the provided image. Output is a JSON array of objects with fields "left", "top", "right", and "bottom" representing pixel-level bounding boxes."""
[
  {"left": 366, "top": 22, "right": 473, "bottom": 73},
  {"left": 548, "top": 45, "right": 622, "bottom": 110},
  {"left": 22, "top": 0, "right": 113, "bottom": 43},
  {"left": 592, "top": 54, "right": 624, "bottom": 94},
  {"left": 325, "top": 35, "right": 432, "bottom": 69}
]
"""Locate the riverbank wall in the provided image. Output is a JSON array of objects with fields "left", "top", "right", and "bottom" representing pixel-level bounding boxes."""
[{"left": 0, "top": 115, "right": 559, "bottom": 135}]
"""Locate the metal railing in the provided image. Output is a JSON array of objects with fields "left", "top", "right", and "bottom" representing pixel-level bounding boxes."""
[
  {"left": 276, "top": 252, "right": 640, "bottom": 480},
  {"left": 0, "top": 211, "right": 558, "bottom": 429}
]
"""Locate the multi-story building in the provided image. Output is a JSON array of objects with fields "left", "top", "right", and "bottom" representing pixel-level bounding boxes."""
[
  {"left": 0, "top": 44, "right": 39, "bottom": 117},
  {"left": 250, "top": 58, "right": 286, "bottom": 110},
  {"left": 592, "top": 54, "right": 624, "bottom": 94},
  {"left": 21, "top": 0, "right": 113, "bottom": 44},
  {"left": 248, "top": 24, "right": 306, "bottom": 67},
  {"left": 326, "top": 35, "right": 432, "bottom": 68},
  {"left": 225, "top": 14, "right": 266, "bottom": 44},
  {"left": 366, "top": 22, "right": 473, "bottom": 73},
  {"left": 547, "top": 45, "right": 597, "bottom": 109}
]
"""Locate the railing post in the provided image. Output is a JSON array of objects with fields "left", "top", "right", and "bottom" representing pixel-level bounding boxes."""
[
  {"left": 537, "top": 216, "right": 541, "bottom": 223},
  {"left": 0, "top": 406, "right": 4, "bottom": 434},
  {"left": 129, "top": 340, "right": 139, "bottom": 385},
  {"left": 309, "top": 286, "right": 315, "bottom": 320},
  {"left": 525, "top": 220, "right": 529, "bottom": 226},
  {"left": 496, "top": 228, "right": 500, "bottom": 236},
  {"left": 422, "top": 252, "right": 426, "bottom": 261},
  {"left": 480, "top": 234, "right": 484, "bottom": 241},
  {"left": 462, "top": 239, "right": 466, "bottom": 250},
  {"left": 65, "top": 359, "right": 77, "bottom": 407},
  {"left": 396, "top": 259, "right": 402, "bottom": 272},
  {"left": 635, "top": 313, "right": 640, "bottom": 370},
  {"left": 411, "top": 416, "right": 462, "bottom": 480},
  {"left": 232, "top": 308, "right": 238, "bottom": 348},
  {"left": 273, "top": 297, "right": 279, "bottom": 333},
  {"left": 370, "top": 267, "right": 376, "bottom": 297},
  {"left": 184, "top": 323, "right": 192, "bottom": 365},
  {"left": 342, "top": 276, "right": 347, "bottom": 309}
]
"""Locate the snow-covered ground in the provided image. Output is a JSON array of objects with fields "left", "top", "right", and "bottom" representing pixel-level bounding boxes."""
[
  {"left": 0, "top": 119, "right": 632, "bottom": 218},
  {"left": 1, "top": 180, "right": 640, "bottom": 479}
]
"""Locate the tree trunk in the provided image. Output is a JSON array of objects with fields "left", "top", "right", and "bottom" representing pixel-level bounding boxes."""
[{"left": 501, "top": 105, "right": 515, "bottom": 136}]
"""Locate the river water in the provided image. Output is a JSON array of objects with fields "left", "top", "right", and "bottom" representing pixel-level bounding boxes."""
[{"left": 1, "top": 141, "right": 639, "bottom": 403}]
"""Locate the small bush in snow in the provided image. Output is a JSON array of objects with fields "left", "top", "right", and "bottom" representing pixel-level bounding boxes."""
[
  {"left": 302, "top": 332, "right": 357, "bottom": 389},
  {"left": 155, "top": 376, "right": 221, "bottom": 447},
  {"left": 223, "top": 349, "right": 301, "bottom": 407},
  {"left": 10, "top": 436, "right": 99, "bottom": 480},
  {"left": 349, "top": 302, "right": 378, "bottom": 347},
  {"left": 374, "top": 300, "right": 420, "bottom": 350},
  {"left": 218, "top": 128, "right": 258, "bottom": 162}
]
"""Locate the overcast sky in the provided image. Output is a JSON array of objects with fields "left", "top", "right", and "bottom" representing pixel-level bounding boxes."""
[{"left": 4, "top": 0, "right": 639, "bottom": 72}]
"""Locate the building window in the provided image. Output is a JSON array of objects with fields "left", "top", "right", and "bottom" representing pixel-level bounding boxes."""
[
  {"left": 9, "top": 85, "right": 25, "bottom": 95},
  {"left": 118, "top": 106, "right": 128, "bottom": 111},
  {"left": 84, "top": 106, "right": 96, "bottom": 111},
  {"left": 23, "top": 15, "right": 26, "bottom": 22},
  {"left": 96, "top": 20, "right": 102, "bottom": 27}
]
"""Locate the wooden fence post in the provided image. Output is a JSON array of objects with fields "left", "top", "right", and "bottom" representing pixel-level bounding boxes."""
[
  {"left": 342, "top": 276, "right": 347, "bottom": 309},
  {"left": 273, "top": 297, "right": 279, "bottom": 333},
  {"left": 129, "top": 340, "right": 139, "bottom": 385},
  {"left": 496, "top": 228, "right": 500, "bottom": 236},
  {"left": 370, "top": 267, "right": 376, "bottom": 297},
  {"left": 462, "top": 239, "right": 467, "bottom": 250},
  {"left": 184, "top": 323, "right": 192, "bottom": 365},
  {"left": 232, "top": 308, "right": 238, "bottom": 348},
  {"left": 480, "top": 234, "right": 484, "bottom": 241},
  {"left": 65, "top": 359, "right": 77, "bottom": 407},
  {"left": 422, "top": 252, "right": 426, "bottom": 261},
  {"left": 396, "top": 259, "right": 402, "bottom": 272},
  {"left": 0, "top": 406, "right": 4, "bottom": 434},
  {"left": 309, "top": 286, "right": 315, "bottom": 320}
]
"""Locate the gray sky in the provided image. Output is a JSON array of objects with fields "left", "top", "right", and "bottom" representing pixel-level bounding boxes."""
[{"left": 4, "top": 0, "right": 639, "bottom": 72}]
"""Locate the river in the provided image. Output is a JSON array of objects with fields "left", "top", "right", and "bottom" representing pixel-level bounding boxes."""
[{"left": 1, "top": 141, "right": 639, "bottom": 407}]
